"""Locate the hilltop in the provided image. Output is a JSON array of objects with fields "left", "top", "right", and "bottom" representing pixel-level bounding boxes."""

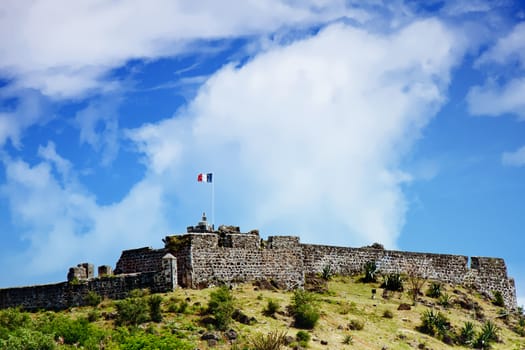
[{"left": 1, "top": 274, "right": 524, "bottom": 349}]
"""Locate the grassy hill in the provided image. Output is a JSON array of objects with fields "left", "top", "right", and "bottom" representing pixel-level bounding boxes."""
[{"left": 1, "top": 275, "right": 524, "bottom": 349}]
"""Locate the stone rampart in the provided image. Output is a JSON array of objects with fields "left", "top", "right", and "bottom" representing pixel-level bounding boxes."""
[
  {"left": 0, "top": 255, "right": 177, "bottom": 311},
  {"left": 0, "top": 227, "right": 517, "bottom": 310},
  {"left": 186, "top": 233, "right": 304, "bottom": 289},
  {"left": 114, "top": 247, "right": 167, "bottom": 274},
  {"left": 301, "top": 244, "right": 516, "bottom": 307}
]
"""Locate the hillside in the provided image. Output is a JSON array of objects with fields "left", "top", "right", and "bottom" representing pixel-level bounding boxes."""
[{"left": 1, "top": 275, "right": 524, "bottom": 349}]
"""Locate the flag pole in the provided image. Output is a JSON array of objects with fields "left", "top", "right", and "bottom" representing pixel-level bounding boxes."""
[{"left": 211, "top": 175, "right": 215, "bottom": 230}]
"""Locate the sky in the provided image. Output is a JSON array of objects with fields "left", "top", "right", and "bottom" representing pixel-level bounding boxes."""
[{"left": 0, "top": 0, "right": 524, "bottom": 305}]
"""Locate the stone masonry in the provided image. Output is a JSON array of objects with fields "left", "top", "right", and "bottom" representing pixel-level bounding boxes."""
[{"left": 0, "top": 215, "right": 518, "bottom": 310}]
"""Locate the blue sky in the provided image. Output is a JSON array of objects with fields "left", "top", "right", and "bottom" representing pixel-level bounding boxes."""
[{"left": 0, "top": 0, "right": 524, "bottom": 304}]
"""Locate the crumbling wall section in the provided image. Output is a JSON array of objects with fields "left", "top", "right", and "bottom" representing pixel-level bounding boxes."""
[{"left": 114, "top": 247, "right": 166, "bottom": 274}]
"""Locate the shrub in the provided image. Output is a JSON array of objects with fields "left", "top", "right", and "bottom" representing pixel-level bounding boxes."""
[
  {"left": 84, "top": 291, "right": 102, "bottom": 307},
  {"left": 381, "top": 273, "right": 403, "bottom": 292},
  {"left": 342, "top": 334, "right": 353, "bottom": 345},
  {"left": 264, "top": 299, "right": 280, "bottom": 317},
  {"left": 87, "top": 309, "right": 99, "bottom": 322},
  {"left": 475, "top": 320, "right": 499, "bottom": 349},
  {"left": 120, "top": 331, "right": 194, "bottom": 350},
  {"left": 290, "top": 289, "right": 320, "bottom": 329},
  {"left": 348, "top": 319, "right": 364, "bottom": 330},
  {"left": 438, "top": 293, "right": 452, "bottom": 308},
  {"left": 362, "top": 261, "right": 377, "bottom": 283},
  {"left": 0, "top": 328, "right": 55, "bottom": 350},
  {"left": 458, "top": 321, "right": 475, "bottom": 346},
  {"left": 426, "top": 282, "right": 442, "bottom": 298},
  {"left": 116, "top": 297, "right": 150, "bottom": 326},
  {"left": 407, "top": 268, "right": 426, "bottom": 303},
  {"left": 296, "top": 330, "right": 311, "bottom": 344},
  {"left": 149, "top": 295, "right": 163, "bottom": 323},
  {"left": 0, "top": 308, "right": 30, "bottom": 331},
  {"left": 382, "top": 309, "right": 394, "bottom": 319},
  {"left": 250, "top": 330, "right": 287, "bottom": 350},
  {"left": 321, "top": 265, "right": 333, "bottom": 280},
  {"left": 39, "top": 315, "right": 103, "bottom": 347},
  {"left": 492, "top": 291, "right": 505, "bottom": 307},
  {"left": 417, "top": 309, "right": 451, "bottom": 340},
  {"left": 207, "top": 285, "right": 234, "bottom": 331}
]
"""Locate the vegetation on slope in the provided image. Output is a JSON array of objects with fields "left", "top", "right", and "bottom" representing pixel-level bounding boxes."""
[{"left": 1, "top": 271, "right": 524, "bottom": 349}]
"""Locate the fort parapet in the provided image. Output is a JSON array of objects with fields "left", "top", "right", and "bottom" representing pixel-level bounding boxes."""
[{"left": 0, "top": 215, "right": 517, "bottom": 310}]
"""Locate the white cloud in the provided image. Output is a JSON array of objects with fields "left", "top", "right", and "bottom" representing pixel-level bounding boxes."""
[
  {"left": 467, "top": 77, "right": 525, "bottom": 119},
  {"left": 502, "top": 145, "right": 525, "bottom": 167},
  {"left": 477, "top": 22, "right": 525, "bottom": 67},
  {"left": 0, "top": 0, "right": 368, "bottom": 99},
  {"left": 0, "top": 151, "right": 170, "bottom": 285},
  {"left": 129, "top": 19, "right": 461, "bottom": 248},
  {"left": 75, "top": 98, "right": 121, "bottom": 166},
  {"left": 0, "top": 89, "right": 50, "bottom": 147}
]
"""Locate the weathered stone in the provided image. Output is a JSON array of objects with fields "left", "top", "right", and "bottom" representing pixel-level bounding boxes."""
[
  {"left": 225, "top": 329, "right": 237, "bottom": 340},
  {"left": 397, "top": 303, "right": 411, "bottom": 311}
]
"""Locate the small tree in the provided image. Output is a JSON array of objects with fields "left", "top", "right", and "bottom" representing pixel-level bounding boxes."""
[
  {"left": 207, "top": 286, "right": 234, "bottom": 331},
  {"left": 290, "top": 289, "right": 320, "bottom": 329},
  {"left": 407, "top": 267, "right": 426, "bottom": 304}
]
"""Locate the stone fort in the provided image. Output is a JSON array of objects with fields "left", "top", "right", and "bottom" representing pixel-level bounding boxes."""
[{"left": 0, "top": 214, "right": 517, "bottom": 310}]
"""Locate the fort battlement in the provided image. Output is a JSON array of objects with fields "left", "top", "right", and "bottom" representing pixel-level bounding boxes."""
[{"left": 0, "top": 215, "right": 517, "bottom": 310}]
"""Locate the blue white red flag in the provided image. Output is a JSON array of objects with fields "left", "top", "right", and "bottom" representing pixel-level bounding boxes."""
[{"left": 197, "top": 173, "right": 213, "bottom": 183}]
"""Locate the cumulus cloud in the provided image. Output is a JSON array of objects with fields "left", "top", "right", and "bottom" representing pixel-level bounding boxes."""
[
  {"left": 129, "top": 19, "right": 461, "bottom": 248},
  {"left": 468, "top": 22, "right": 525, "bottom": 119},
  {"left": 0, "top": 150, "right": 170, "bottom": 285},
  {"left": 502, "top": 145, "right": 525, "bottom": 166},
  {"left": 0, "top": 0, "right": 368, "bottom": 99},
  {"left": 467, "top": 78, "right": 525, "bottom": 119}
]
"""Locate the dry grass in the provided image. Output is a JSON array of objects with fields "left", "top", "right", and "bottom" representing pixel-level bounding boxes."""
[{"left": 60, "top": 276, "right": 525, "bottom": 349}]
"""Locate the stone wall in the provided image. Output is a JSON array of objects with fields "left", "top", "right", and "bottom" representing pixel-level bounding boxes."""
[
  {"left": 0, "top": 230, "right": 517, "bottom": 310},
  {"left": 114, "top": 247, "right": 167, "bottom": 274},
  {"left": 0, "top": 255, "right": 177, "bottom": 311},
  {"left": 184, "top": 233, "right": 304, "bottom": 289},
  {"left": 301, "top": 244, "right": 517, "bottom": 308}
]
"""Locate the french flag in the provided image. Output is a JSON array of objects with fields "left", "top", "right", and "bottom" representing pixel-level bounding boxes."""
[{"left": 197, "top": 173, "right": 213, "bottom": 183}]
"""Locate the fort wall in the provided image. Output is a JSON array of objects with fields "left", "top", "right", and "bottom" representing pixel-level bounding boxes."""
[
  {"left": 187, "top": 233, "right": 304, "bottom": 289},
  {"left": 0, "top": 227, "right": 518, "bottom": 310}
]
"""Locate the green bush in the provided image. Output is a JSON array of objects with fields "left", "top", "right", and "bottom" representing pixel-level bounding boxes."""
[
  {"left": 207, "top": 285, "right": 234, "bottom": 331},
  {"left": 0, "top": 308, "right": 31, "bottom": 331},
  {"left": 438, "top": 293, "right": 452, "bottom": 308},
  {"left": 348, "top": 318, "right": 364, "bottom": 330},
  {"left": 426, "top": 282, "right": 442, "bottom": 298},
  {"left": 381, "top": 273, "right": 404, "bottom": 292},
  {"left": 383, "top": 309, "right": 394, "bottom": 319},
  {"left": 84, "top": 291, "right": 102, "bottom": 307},
  {"left": 149, "top": 295, "right": 163, "bottom": 323},
  {"left": 120, "top": 331, "right": 194, "bottom": 350},
  {"left": 417, "top": 309, "right": 451, "bottom": 341},
  {"left": 0, "top": 328, "right": 55, "bottom": 350},
  {"left": 264, "top": 299, "right": 280, "bottom": 317},
  {"left": 290, "top": 289, "right": 320, "bottom": 329},
  {"left": 38, "top": 315, "right": 103, "bottom": 347},
  {"left": 250, "top": 330, "right": 287, "bottom": 350},
  {"left": 492, "top": 291, "right": 505, "bottom": 307},
  {"left": 475, "top": 320, "right": 499, "bottom": 349},
  {"left": 116, "top": 296, "right": 150, "bottom": 326},
  {"left": 296, "top": 330, "right": 311, "bottom": 344},
  {"left": 321, "top": 265, "right": 333, "bottom": 280},
  {"left": 458, "top": 321, "right": 475, "bottom": 346},
  {"left": 362, "top": 261, "right": 377, "bottom": 283}
]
